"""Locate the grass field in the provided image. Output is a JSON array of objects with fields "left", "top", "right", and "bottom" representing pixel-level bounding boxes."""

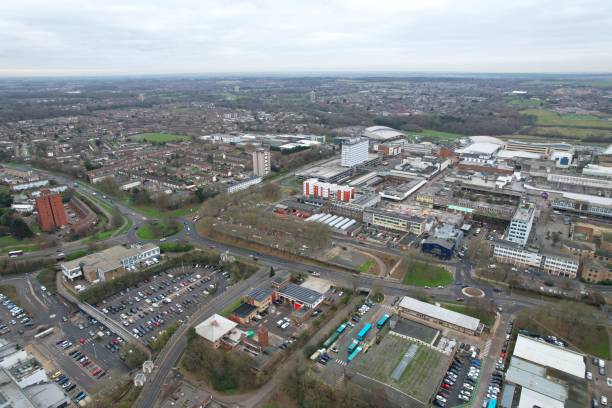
[
  {"left": 135, "top": 219, "right": 182, "bottom": 240},
  {"left": 358, "top": 260, "right": 373, "bottom": 274},
  {"left": 0, "top": 236, "right": 42, "bottom": 254},
  {"left": 352, "top": 335, "right": 447, "bottom": 403},
  {"left": 505, "top": 97, "right": 543, "bottom": 109},
  {"left": 522, "top": 109, "right": 612, "bottom": 129},
  {"left": 128, "top": 133, "right": 192, "bottom": 143},
  {"left": 402, "top": 262, "right": 453, "bottom": 287},
  {"left": 220, "top": 299, "right": 243, "bottom": 317},
  {"left": 440, "top": 301, "right": 496, "bottom": 327},
  {"left": 528, "top": 126, "right": 612, "bottom": 138},
  {"left": 122, "top": 199, "right": 199, "bottom": 219}
]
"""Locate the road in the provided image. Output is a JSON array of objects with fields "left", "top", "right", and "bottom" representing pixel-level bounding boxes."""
[
  {"left": 2, "top": 165, "right": 571, "bottom": 408},
  {"left": 133, "top": 267, "right": 272, "bottom": 408}
]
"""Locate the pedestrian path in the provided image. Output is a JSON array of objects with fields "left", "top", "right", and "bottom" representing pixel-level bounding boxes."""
[
  {"left": 335, "top": 358, "right": 347, "bottom": 367},
  {"left": 481, "top": 339, "right": 492, "bottom": 358}
]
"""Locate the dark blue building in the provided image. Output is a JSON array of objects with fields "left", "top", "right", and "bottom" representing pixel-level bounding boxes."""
[{"left": 421, "top": 238, "right": 454, "bottom": 260}]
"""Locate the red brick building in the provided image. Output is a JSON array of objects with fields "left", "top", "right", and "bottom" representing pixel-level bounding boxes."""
[{"left": 35, "top": 190, "right": 68, "bottom": 231}]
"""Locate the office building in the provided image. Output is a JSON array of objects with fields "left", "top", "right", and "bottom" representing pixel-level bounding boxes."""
[
  {"left": 35, "top": 189, "right": 67, "bottom": 232},
  {"left": 61, "top": 244, "right": 160, "bottom": 282},
  {"left": 363, "top": 208, "right": 425, "bottom": 235},
  {"left": 341, "top": 138, "right": 369, "bottom": 167},
  {"left": 507, "top": 203, "right": 535, "bottom": 246},
  {"left": 252, "top": 148, "right": 271, "bottom": 177},
  {"left": 492, "top": 240, "right": 580, "bottom": 278}
]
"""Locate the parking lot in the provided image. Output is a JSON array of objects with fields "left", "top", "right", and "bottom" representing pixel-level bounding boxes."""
[{"left": 97, "top": 264, "right": 229, "bottom": 346}]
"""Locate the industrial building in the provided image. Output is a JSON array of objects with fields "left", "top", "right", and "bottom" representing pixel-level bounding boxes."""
[
  {"left": 500, "top": 334, "right": 587, "bottom": 408},
  {"left": 60, "top": 244, "right": 160, "bottom": 282},
  {"left": 0, "top": 341, "right": 69, "bottom": 408},
  {"left": 35, "top": 189, "right": 68, "bottom": 232},
  {"left": 397, "top": 296, "right": 483, "bottom": 335},
  {"left": 341, "top": 138, "right": 369, "bottom": 167}
]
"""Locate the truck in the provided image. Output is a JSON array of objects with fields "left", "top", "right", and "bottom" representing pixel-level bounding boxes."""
[{"left": 357, "top": 323, "right": 372, "bottom": 341}]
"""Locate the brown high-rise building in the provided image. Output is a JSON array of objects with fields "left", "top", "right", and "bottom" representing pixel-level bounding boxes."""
[{"left": 36, "top": 190, "right": 68, "bottom": 231}]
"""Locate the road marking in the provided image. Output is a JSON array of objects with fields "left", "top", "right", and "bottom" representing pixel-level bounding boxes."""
[{"left": 335, "top": 359, "right": 347, "bottom": 367}]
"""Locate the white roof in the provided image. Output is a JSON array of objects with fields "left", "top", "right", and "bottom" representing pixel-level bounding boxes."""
[
  {"left": 497, "top": 149, "right": 542, "bottom": 159},
  {"left": 194, "top": 314, "right": 237, "bottom": 343},
  {"left": 513, "top": 334, "right": 585, "bottom": 378},
  {"left": 457, "top": 142, "right": 501, "bottom": 155},
  {"left": 563, "top": 192, "right": 612, "bottom": 207},
  {"left": 398, "top": 296, "right": 480, "bottom": 331},
  {"left": 364, "top": 126, "right": 405, "bottom": 140},
  {"left": 518, "top": 388, "right": 564, "bottom": 408},
  {"left": 469, "top": 135, "right": 504, "bottom": 145},
  {"left": 604, "top": 144, "right": 612, "bottom": 155}
]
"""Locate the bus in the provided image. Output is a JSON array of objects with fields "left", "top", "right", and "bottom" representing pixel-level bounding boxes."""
[
  {"left": 336, "top": 323, "right": 347, "bottom": 334},
  {"left": 8, "top": 250, "right": 23, "bottom": 258},
  {"left": 376, "top": 314, "right": 390, "bottom": 329},
  {"left": 347, "top": 339, "right": 359, "bottom": 354},
  {"left": 348, "top": 346, "right": 363, "bottom": 362},
  {"left": 34, "top": 327, "right": 54, "bottom": 339},
  {"left": 357, "top": 323, "right": 372, "bottom": 341},
  {"left": 323, "top": 332, "right": 340, "bottom": 349}
]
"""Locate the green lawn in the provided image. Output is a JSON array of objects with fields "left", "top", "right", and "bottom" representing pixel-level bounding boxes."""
[
  {"left": 65, "top": 249, "right": 92, "bottom": 261},
  {"left": 528, "top": 126, "right": 612, "bottom": 139},
  {"left": 135, "top": 220, "right": 182, "bottom": 240},
  {"left": 220, "top": 299, "right": 243, "bottom": 317},
  {"left": 0, "top": 236, "right": 42, "bottom": 253},
  {"left": 128, "top": 133, "right": 192, "bottom": 143},
  {"left": 440, "top": 302, "right": 496, "bottom": 327},
  {"left": 122, "top": 199, "right": 199, "bottom": 219},
  {"left": 522, "top": 109, "right": 612, "bottom": 129},
  {"left": 505, "top": 97, "right": 543, "bottom": 109},
  {"left": 402, "top": 261, "right": 453, "bottom": 287},
  {"left": 357, "top": 260, "right": 373, "bottom": 273}
]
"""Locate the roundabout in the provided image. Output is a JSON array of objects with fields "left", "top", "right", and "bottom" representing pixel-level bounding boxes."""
[{"left": 462, "top": 286, "right": 485, "bottom": 298}]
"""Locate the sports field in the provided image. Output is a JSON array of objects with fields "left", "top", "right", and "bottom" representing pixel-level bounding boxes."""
[
  {"left": 352, "top": 335, "right": 448, "bottom": 403},
  {"left": 129, "top": 133, "right": 191, "bottom": 143}
]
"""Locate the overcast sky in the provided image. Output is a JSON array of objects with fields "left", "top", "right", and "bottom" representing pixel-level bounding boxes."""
[{"left": 1, "top": 0, "right": 611, "bottom": 76}]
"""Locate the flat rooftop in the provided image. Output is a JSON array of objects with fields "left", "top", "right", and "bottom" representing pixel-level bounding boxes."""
[
  {"left": 512, "top": 334, "right": 585, "bottom": 378},
  {"left": 398, "top": 296, "right": 481, "bottom": 332},
  {"left": 61, "top": 243, "right": 158, "bottom": 272}
]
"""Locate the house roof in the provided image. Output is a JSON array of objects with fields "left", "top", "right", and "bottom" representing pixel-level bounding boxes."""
[{"left": 194, "top": 314, "right": 237, "bottom": 343}]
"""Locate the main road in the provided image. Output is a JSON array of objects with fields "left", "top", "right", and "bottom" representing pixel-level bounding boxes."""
[{"left": 3, "top": 164, "right": 567, "bottom": 407}]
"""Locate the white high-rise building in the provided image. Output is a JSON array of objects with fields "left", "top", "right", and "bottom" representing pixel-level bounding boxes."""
[
  {"left": 252, "top": 148, "right": 271, "bottom": 177},
  {"left": 506, "top": 203, "right": 535, "bottom": 246},
  {"left": 341, "top": 139, "right": 369, "bottom": 167},
  {"left": 310, "top": 90, "right": 316, "bottom": 103}
]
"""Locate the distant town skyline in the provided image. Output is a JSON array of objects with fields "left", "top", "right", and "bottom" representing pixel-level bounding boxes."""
[{"left": 1, "top": 0, "right": 611, "bottom": 76}]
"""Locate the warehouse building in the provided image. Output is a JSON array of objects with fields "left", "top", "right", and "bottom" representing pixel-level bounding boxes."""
[
  {"left": 500, "top": 334, "right": 588, "bottom": 408},
  {"left": 397, "top": 296, "right": 483, "bottom": 335}
]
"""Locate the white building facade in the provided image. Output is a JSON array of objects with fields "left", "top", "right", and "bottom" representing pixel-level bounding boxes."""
[
  {"left": 341, "top": 139, "right": 369, "bottom": 167},
  {"left": 507, "top": 204, "right": 535, "bottom": 246}
]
